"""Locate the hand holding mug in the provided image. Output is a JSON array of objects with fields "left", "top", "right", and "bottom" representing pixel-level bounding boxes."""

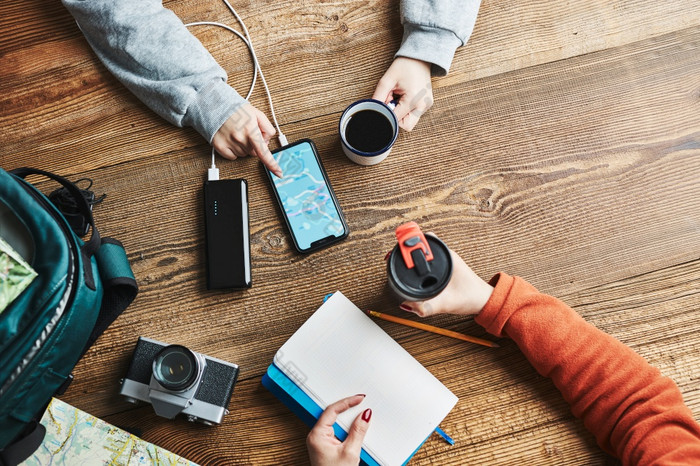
[{"left": 372, "top": 57, "right": 433, "bottom": 132}]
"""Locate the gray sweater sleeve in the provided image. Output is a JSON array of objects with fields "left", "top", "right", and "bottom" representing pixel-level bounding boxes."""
[
  {"left": 61, "top": 0, "right": 246, "bottom": 143},
  {"left": 397, "top": 0, "right": 482, "bottom": 76}
]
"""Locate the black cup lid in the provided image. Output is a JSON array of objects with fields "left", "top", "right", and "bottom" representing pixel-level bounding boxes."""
[{"left": 387, "top": 235, "right": 452, "bottom": 301}]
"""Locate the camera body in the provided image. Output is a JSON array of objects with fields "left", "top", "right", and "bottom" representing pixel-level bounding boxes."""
[{"left": 119, "top": 337, "right": 239, "bottom": 425}]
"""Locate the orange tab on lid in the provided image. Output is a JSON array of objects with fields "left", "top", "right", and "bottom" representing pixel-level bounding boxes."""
[{"left": 395, "top": 221, "right": 433, "bottom": 269}]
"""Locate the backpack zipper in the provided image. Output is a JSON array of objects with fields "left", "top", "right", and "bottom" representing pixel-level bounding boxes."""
[{"left": 0, "top": 180, "right": 79, "bottom": 397}]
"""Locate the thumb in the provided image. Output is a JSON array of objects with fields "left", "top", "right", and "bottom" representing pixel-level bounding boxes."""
[
  {"left": 343, "top": 408, "right": 372, "bottom": 456},
  {"left": 372, "top": 77, "right": 396, "bottom": 104}
]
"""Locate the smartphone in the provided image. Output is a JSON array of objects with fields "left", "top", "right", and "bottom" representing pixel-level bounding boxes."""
[{"left": 265, "top": 139, "right": 349, "bottom": 253}]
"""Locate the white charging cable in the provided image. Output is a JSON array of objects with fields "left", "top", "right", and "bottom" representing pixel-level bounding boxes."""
[{"left": 186, "top": 0, "right": 287, "bottom": 180}]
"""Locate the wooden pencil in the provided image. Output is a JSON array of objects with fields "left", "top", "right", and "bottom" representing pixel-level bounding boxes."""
[{"left": 367, "top": 310, "right": 499, "bottom": 348}]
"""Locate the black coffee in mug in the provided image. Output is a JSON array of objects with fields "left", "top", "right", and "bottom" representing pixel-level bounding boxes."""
[{"left": 344, "top": 109, "right": 394, "bottom": 153}]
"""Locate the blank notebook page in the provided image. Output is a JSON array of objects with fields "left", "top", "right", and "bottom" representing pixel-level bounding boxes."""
[{"left": 274, "top": 291, "right": 458, "bottom": 466}]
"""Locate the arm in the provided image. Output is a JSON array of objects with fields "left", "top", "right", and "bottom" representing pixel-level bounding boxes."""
[
  {"left": 62, "top": 0, "right": 243, "bottom": 143},
  {"left": 397, "top": 0, "right": 481, "bottom": 77},
  {"left": 62, "top": 0, "right": 281, "bottom": 175},
  {"left": 475, "top": 273, "right": 700, "bottom": 464},
  {"left": 373, "top": 0, "right": 481, "bottom": 130},
  {"left": 401, "top": 251, "right": 700, "bottom": 464}
]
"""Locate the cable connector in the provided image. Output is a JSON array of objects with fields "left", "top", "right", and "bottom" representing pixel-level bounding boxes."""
[
  {"left": 278, "top": 132, "right": 288, "bottom": 148},
  {"left": 208, "top": 149, "right": 219, "bottom": 181}
]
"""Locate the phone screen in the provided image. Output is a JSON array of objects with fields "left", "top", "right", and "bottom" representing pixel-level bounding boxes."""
[{"left": 268, "top": 140, "right": 348, "bottom": 252}]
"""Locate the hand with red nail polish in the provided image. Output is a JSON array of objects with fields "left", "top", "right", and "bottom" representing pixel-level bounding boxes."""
[
  {"left": 307, "top": 394, "right": 371, "bottom": 466},
  {"left": 400, "top": 248, "right": 494, "bottom": 318}
]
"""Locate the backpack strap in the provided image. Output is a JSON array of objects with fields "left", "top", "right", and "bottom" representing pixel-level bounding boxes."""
[
  {"left": 10, "top": 167, "right": 102, "bottom": 290},
  {"left": 10, "top": 168, "right": 101, "bottom": 258},
  {"left": 0, "top": 421, "right": 46, "bottom": 466},
  {"left": 84, "top": 238, "right": 139, "bottom": 353}
]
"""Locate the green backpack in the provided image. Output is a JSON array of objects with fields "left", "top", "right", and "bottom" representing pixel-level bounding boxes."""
[{"left": 0, "top": 167, "right": 138, "bottom": 465}]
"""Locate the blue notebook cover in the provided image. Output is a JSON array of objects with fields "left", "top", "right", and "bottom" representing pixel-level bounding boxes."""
[{"left": 262, "top": 363, "right": 430, "bottom": 466}]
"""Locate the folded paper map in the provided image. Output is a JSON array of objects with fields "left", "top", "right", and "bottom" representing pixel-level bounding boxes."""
[{"left": 22, "top": 398, "right": 198, "bottom": 466}]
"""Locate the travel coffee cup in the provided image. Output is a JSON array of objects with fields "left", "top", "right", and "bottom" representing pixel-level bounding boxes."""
[{"left": 386, "top": 222, "right": 453, "bottom": 301}]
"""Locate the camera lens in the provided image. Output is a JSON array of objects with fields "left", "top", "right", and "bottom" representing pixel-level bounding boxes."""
[{"left": 152, "top": 345, "right": 198, "bottom": 391}]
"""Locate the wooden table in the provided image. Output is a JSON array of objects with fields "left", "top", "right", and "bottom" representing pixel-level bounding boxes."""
[{"left": 2, "top": 1, "right": 699, "bottom": 464}]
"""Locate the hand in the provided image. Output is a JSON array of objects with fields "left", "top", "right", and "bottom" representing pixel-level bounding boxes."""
[
  {"left": 307, "top": 394, "right": 372, "bottom": 466},
  {"left": 400, "top": 247, "right": 494, "bottom": 317},
  {"left": 212, "top": 102, "right": 283, "bottom": 177},
  {"left": 372, "top": 57, "right": 433, "bottom": 131}
]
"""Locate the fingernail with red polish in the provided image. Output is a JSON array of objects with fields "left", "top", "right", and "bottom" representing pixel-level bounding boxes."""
[
  {"left": 399, "top": 304, "right": 413, "bottom": 312},
  {"left": 362, "top": 408, "right": 372, "bottom": 422},
  {"left": 384, "top": 250, "right": 392, "bottom": 261}
]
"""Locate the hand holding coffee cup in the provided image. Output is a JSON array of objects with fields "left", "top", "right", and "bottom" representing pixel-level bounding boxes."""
[
  {"left": 386, "top": 222, "right": 494, "bottom": 318},
  {"left": 339, "top": 99, "right": 398, "bottom": 166}
]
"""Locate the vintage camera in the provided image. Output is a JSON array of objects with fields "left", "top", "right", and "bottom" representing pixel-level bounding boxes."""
[{"left": 119, "top": 337, "right": 239, "bottom": 426}]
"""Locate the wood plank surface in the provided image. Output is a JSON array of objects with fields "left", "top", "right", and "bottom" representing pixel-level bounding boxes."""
[{"left": 1, "top": 0, "right": 699, "bottom": 464}]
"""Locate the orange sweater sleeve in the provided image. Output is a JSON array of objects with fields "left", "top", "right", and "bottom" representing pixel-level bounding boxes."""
[{"left": 474, "top": 273, "right": 700, "bottom": 465}]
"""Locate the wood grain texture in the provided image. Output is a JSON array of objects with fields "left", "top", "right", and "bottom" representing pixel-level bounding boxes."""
[{"left": 1, "top": 0, "right": 699, "bottom": 464}]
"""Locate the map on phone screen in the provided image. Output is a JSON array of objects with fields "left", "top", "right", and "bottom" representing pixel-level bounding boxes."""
[{"left": 272, "top": 141, "right": 345, "bottom": 250}]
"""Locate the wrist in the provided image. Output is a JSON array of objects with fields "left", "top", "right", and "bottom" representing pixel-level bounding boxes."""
[
  {"left": 184, "top": 81, "right": 245, "bottom": 144},
  {"left": 453, "top": 271, "right": 494, "bottom": 316},
  {"left": 393, "top": 56, "right": 431, "bottom": 74},
  {"left": 468, "top": 280, "right": 494, "bottom": 316},
  {"left": 395, "top": 24, "right": 462, "bottom": 76}
]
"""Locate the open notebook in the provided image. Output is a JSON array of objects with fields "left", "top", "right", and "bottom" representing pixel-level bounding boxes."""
[{"left": 264, "top": 291, "right": 457, "bottom": 466}]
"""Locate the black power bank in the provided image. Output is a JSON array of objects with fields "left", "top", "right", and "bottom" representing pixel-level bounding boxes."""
[{"left": 204, "top": 179, "right": 251, "bottom": 289}]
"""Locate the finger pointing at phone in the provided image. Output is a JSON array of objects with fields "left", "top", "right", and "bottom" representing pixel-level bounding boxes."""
[{"left": 212, "top": 102, "right": 283, "bottom": 177}]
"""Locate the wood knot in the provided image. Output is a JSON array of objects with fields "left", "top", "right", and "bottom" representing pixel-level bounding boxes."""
[
  {"left": 268, "top": 234, "right": 284, "bottom": 248},
  {"left": 339, "top": 22, "right": 348, "bottom": 33},
  {"left": 473, "top": 187, "right": 495, "bottom": 212},
  {"left": 542, "top": 440, "right": 561, "bottom": 457}
]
